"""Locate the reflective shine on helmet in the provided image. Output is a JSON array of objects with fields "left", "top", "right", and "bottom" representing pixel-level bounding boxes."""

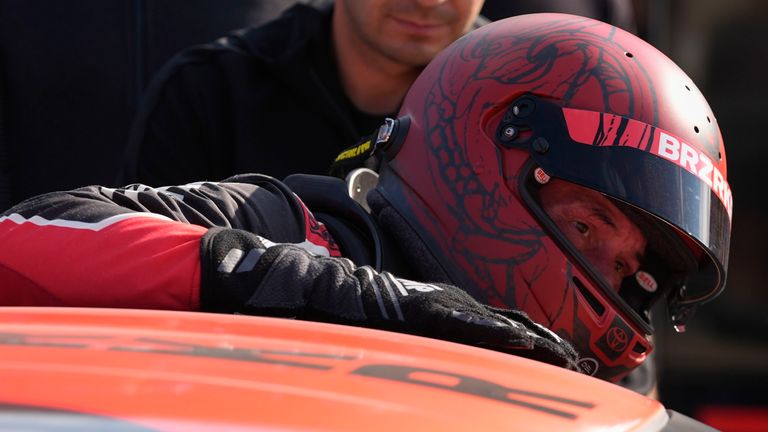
[{"left": 374, "top": 14, "right": 731, "bottom": 382}]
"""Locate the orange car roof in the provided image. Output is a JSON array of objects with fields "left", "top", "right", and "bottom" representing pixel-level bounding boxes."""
[{"left": 0, "top": 307, "right": 667, "bottom": 431}]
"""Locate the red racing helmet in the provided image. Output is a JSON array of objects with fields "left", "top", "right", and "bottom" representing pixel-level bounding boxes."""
[{"left": 374, "top": 13, "right": 731, "bottom": 382}]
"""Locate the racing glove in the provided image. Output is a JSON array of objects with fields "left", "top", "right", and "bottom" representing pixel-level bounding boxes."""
[{"left": 200, "top": 228, "right": 579, "bottom": 371}]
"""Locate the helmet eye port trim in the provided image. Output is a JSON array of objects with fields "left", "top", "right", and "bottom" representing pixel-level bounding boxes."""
[{"left": 498, "top": 94, "right": 730, "bottom": 331}]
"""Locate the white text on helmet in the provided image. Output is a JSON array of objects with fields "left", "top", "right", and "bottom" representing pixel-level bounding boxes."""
[{"left": 656, "top": 132, "right": 733, "bottom": 219}]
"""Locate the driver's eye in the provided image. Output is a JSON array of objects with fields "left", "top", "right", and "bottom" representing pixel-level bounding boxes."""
[
  {"left": 573, "top": 221, "right": 589, "bottom": 235},
  {"left": 614, "top": 260, "right": 625, "bottom": 274}
]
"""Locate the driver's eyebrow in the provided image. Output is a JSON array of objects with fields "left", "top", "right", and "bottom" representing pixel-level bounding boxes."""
[{"left": 589, "top": 205, "right": 617, "bottom": 229}]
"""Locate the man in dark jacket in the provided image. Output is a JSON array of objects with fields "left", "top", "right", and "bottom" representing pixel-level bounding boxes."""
[{"left": 120, "top": 0, "right": 487, "bottom": 186}]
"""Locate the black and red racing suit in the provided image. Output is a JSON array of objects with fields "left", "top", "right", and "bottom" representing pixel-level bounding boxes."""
[{"left": 0, "top": 174, "right": 340, "bottom": 310}]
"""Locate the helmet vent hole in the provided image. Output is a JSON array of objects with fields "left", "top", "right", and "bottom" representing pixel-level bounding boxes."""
[
  {"left": 694, "top": 126, "right": 700, "bottom": 133},
  {"left": 624, "top": 51, "right": 634, "bottom": 58},
  {"left": 685, "top": 85, "right": 691, "bottom": 91},
  {"left": 632, "top": 341, "right": 647, "bottom": 354},
  {"left": 572, "top": 277, "right": 606, "bottom": 316},
  {"left": 707, "top": 116, "right": 711, "bottom": 123}
]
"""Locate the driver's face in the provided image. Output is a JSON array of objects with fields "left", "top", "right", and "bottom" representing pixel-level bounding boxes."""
[{"left": 538, "top": 179, "right": 647, "bottom": 291}]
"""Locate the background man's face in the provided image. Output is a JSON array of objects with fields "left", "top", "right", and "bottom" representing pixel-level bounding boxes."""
[
  {"left": 538, "top": 179, "right": 647, "bottom": 291},
  {"left": 336, "top": 0, "right": 485, "bottom": 67}
]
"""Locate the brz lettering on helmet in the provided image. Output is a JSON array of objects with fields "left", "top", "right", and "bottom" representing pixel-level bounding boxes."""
[{"left": 656, "top": 132, "right": 733, "bottom": 218}]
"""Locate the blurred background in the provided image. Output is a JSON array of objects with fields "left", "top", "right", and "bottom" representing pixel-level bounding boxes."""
[
  {"left": 640, "top": 2, "right": 768, "bottom": 431},
  {"left": 0, "top": 1, "right": 766, "bottom": 430}
]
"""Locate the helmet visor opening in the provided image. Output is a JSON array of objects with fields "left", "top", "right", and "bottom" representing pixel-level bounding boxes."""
[
  {"left": 501, "top": 95, "right": 731, "bottom": 330},
  {"left": 523, "top": 171, "right": 687, "bottom": 330}
]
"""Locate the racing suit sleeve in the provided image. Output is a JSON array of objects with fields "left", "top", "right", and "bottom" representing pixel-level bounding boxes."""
[{"left": 0, "top": 174, "right": 338, "bottom": 310}]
